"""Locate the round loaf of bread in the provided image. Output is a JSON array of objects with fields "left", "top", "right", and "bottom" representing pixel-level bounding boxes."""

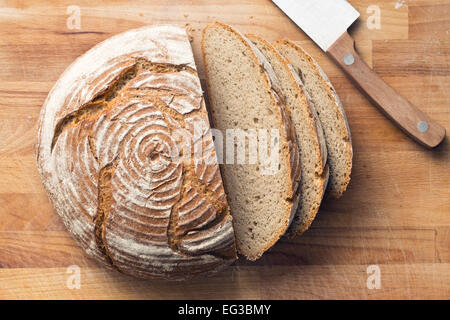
[{"left": 36, "top": 26, "right": 236, "bottom": 280}]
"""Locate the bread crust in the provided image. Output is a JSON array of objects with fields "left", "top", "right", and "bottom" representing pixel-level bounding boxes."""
[
  {"left": 201, "top": 22, "right": 301, "bottom": 259},
  {"left": 275, "top": 39, "right": 353, "bottom": 199},
  {"left": 36, "top": 26, "right": 236, "bottom": 280}
]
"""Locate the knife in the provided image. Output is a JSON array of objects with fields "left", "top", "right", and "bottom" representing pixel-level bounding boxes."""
[{"left": 272, "top": 0, "right": 446, "bottom": 148}]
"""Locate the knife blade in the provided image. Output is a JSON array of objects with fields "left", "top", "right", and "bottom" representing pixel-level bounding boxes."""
[
  {"left": 272, "top": 0, "right": 446, "bottom": 148},
  {"left": 272, "top": 0, "right": 359, "bottom": 51}
]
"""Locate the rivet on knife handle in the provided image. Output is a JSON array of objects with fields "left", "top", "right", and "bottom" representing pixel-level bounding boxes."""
[{"left": 327, "top": 32, "right": 446, "bottom": 148}]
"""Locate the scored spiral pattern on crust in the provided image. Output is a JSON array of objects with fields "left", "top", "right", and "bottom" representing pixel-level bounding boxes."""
[{"left": 37, "top": 27, "right": 236, "bottom": 280}]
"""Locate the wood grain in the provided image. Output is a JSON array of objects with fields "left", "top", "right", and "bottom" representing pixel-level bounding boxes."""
[
  {"left": 0, "top": 264, "right": 448, "bottom": 299},
  {"left": 0, "top": 0, "right": 448, "bottom": 299},
  {"left": 372, "top": 39, "right": 450, "bottom": 76},
  {"left": 408, "top": 3, "right": 450, "bottom": 39}
]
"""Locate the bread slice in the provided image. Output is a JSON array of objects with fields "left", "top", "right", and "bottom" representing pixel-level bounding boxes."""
[
  {"left": 275, "top": 40, "right": 353, "bottom": 198},
  {"left": 202, "top": 22, "right": 301, "bottom": 259},
  {"left": 247, "top": 35, "right": 329, "bottom": 237}
]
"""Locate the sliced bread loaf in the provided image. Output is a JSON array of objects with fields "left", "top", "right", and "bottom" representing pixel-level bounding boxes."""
[
  {"left": 202, "top": 22, "right": 301, "bottom": 259},
  {"left": 275, "top": 40, "right": 353, "bottom": 198},
  {"left": 247, "top": 35, "right": 329, "bottom": 237}
]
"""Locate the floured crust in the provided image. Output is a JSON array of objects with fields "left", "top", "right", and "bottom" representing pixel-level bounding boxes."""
[
  {"left": 247, "top": 35, "right": 329, "bottom": 237},
  {"left": 275, "top": 39, "right": 353, "bottom": 199},
  {"left": 201, "top": 22, "right": 301, "bottom": 259},
  {"left": 36, "top": 25, "right": 236, "bottom": 280}
]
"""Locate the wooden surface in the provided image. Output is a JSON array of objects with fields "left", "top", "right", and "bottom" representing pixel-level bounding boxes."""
[{"left": 0, "top": 0, "right": 448, "bottom": 299}]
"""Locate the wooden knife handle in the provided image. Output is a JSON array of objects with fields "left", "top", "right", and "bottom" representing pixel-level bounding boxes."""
[{"left": 327, "top": 31, "right": 446, "bottom": 148}]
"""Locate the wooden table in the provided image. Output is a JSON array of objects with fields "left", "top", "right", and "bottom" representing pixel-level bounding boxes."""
[{"left": 0, "top": 0, "right": 448, "bottom": 299}]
